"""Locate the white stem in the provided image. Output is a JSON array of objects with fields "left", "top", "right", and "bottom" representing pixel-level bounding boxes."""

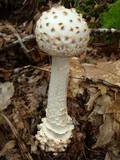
[
  {"left": 36, "top": 57, "right": 74, "bottom": 152},
  {"left": 46, "top": 57, "right": 71, "bottom": 129}
]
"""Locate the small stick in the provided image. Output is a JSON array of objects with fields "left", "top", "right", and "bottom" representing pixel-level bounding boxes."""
[
  {"left": 0, "top": 34, "right": 35, "bottom": 53},
  {"left": 13, "top": 33, "right": 35, "bottom": 58},
  {"left": 91, "top": 28, "right": 120, "bottom": 33}
]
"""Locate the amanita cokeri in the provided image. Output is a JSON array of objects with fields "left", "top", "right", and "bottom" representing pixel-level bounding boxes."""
[{"left": 35, "top": 5, "right": 90, "bottom": 152}]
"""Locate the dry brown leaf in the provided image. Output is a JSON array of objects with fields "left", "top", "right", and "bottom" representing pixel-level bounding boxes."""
[
  {"left": 96, "top": 84, "right": 107, "bottom": 95},
  {"left": 89, "top": 94, "right": 112, "bottom": 119},
  {"left": 94, "top": 115, "right": 114, "bottom": 148},
  {"left": 4, "top": 37, "right": 11, "bottom": 43},
  {"left": 6, "top": 23, "right": 17, "bottom": 34},
  {"left": 104, "top": 152, "right": 112, "bottom": 160},
  {"left": 96, "top": 94, "right": 112, "bottom": 108},
  {"left": 106, "top": 100, "right": 120, "bottom": 123},
  {"left": 13, "top": 112, "right": 24, "bottom": 129},
  {"left": 0, "top": 82, "right": 14, "bottom": 110},
  {"left": 0, "top": 140, "right": 16, "bottom": 157},
  {"left": 71, "top": 59, "right": 120, "bottom": 87},
  {"left": 69, "top": 78, "right": 82, "bottom": 98},
  {"left": 85, "top": 91, "right": 101, "bottom": 111},
  {"left": 112, "top": 147, "right": 120, "bottom": 158},
  {"left": 113, "top": 120, "right": 120, "bottom": 143},
  {"left": 33, "top": 11, "right": 40, "bottom": 22},
  {"left": 89, "top": 93, "right": 116, "bottom": 148},
  {"left": 25, "top": 21, "right": 33, "bottom": 34},
  {"left": 27, "top": 93, "right": 39, "bottom": 112}
]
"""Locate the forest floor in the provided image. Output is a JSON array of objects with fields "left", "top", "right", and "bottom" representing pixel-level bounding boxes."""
[{"left": 0, "top": 1, "right": 120, "bottom": 160}]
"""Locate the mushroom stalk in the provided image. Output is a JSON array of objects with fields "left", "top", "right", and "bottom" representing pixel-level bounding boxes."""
[
  {"left": 36, "top": 57, "right": 74, "bottom": 152},
  {"left": 35, "top": 5, "right": 90, "bottom": 152},
  {"left": 47, "top": 57, "right": 71, "bottom": 126}
]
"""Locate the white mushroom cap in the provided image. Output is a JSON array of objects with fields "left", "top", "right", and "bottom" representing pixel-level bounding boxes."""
[{"left": 35, "top": 6, "right": 90, "bottom": 57}]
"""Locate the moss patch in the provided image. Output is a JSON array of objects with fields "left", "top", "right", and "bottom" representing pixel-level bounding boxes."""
[{"left": 100, "top": 0, "right": 120, "bottom": 29}]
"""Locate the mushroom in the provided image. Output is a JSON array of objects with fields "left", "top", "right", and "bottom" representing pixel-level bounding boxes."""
[{"left": 35, "top": 5, "right": 90, "bottom": 152}]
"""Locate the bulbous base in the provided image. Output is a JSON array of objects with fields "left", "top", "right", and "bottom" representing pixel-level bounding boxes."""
[{"left": 36, "top": 117, "right": 74, "bottom": 152}]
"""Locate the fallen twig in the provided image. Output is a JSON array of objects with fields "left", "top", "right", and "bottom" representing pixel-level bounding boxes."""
[
  {"left": 0, "top": 33, "right": 16, "bottom": 39},
  {"left": 0, "top": 34, "right": 35, "bottom": 53},
  {"left": 91, "top": 28, "right": 120, "bottom": 33},
  {"left": 13, "top": 33, "right": 35, "bottom": 58}
]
